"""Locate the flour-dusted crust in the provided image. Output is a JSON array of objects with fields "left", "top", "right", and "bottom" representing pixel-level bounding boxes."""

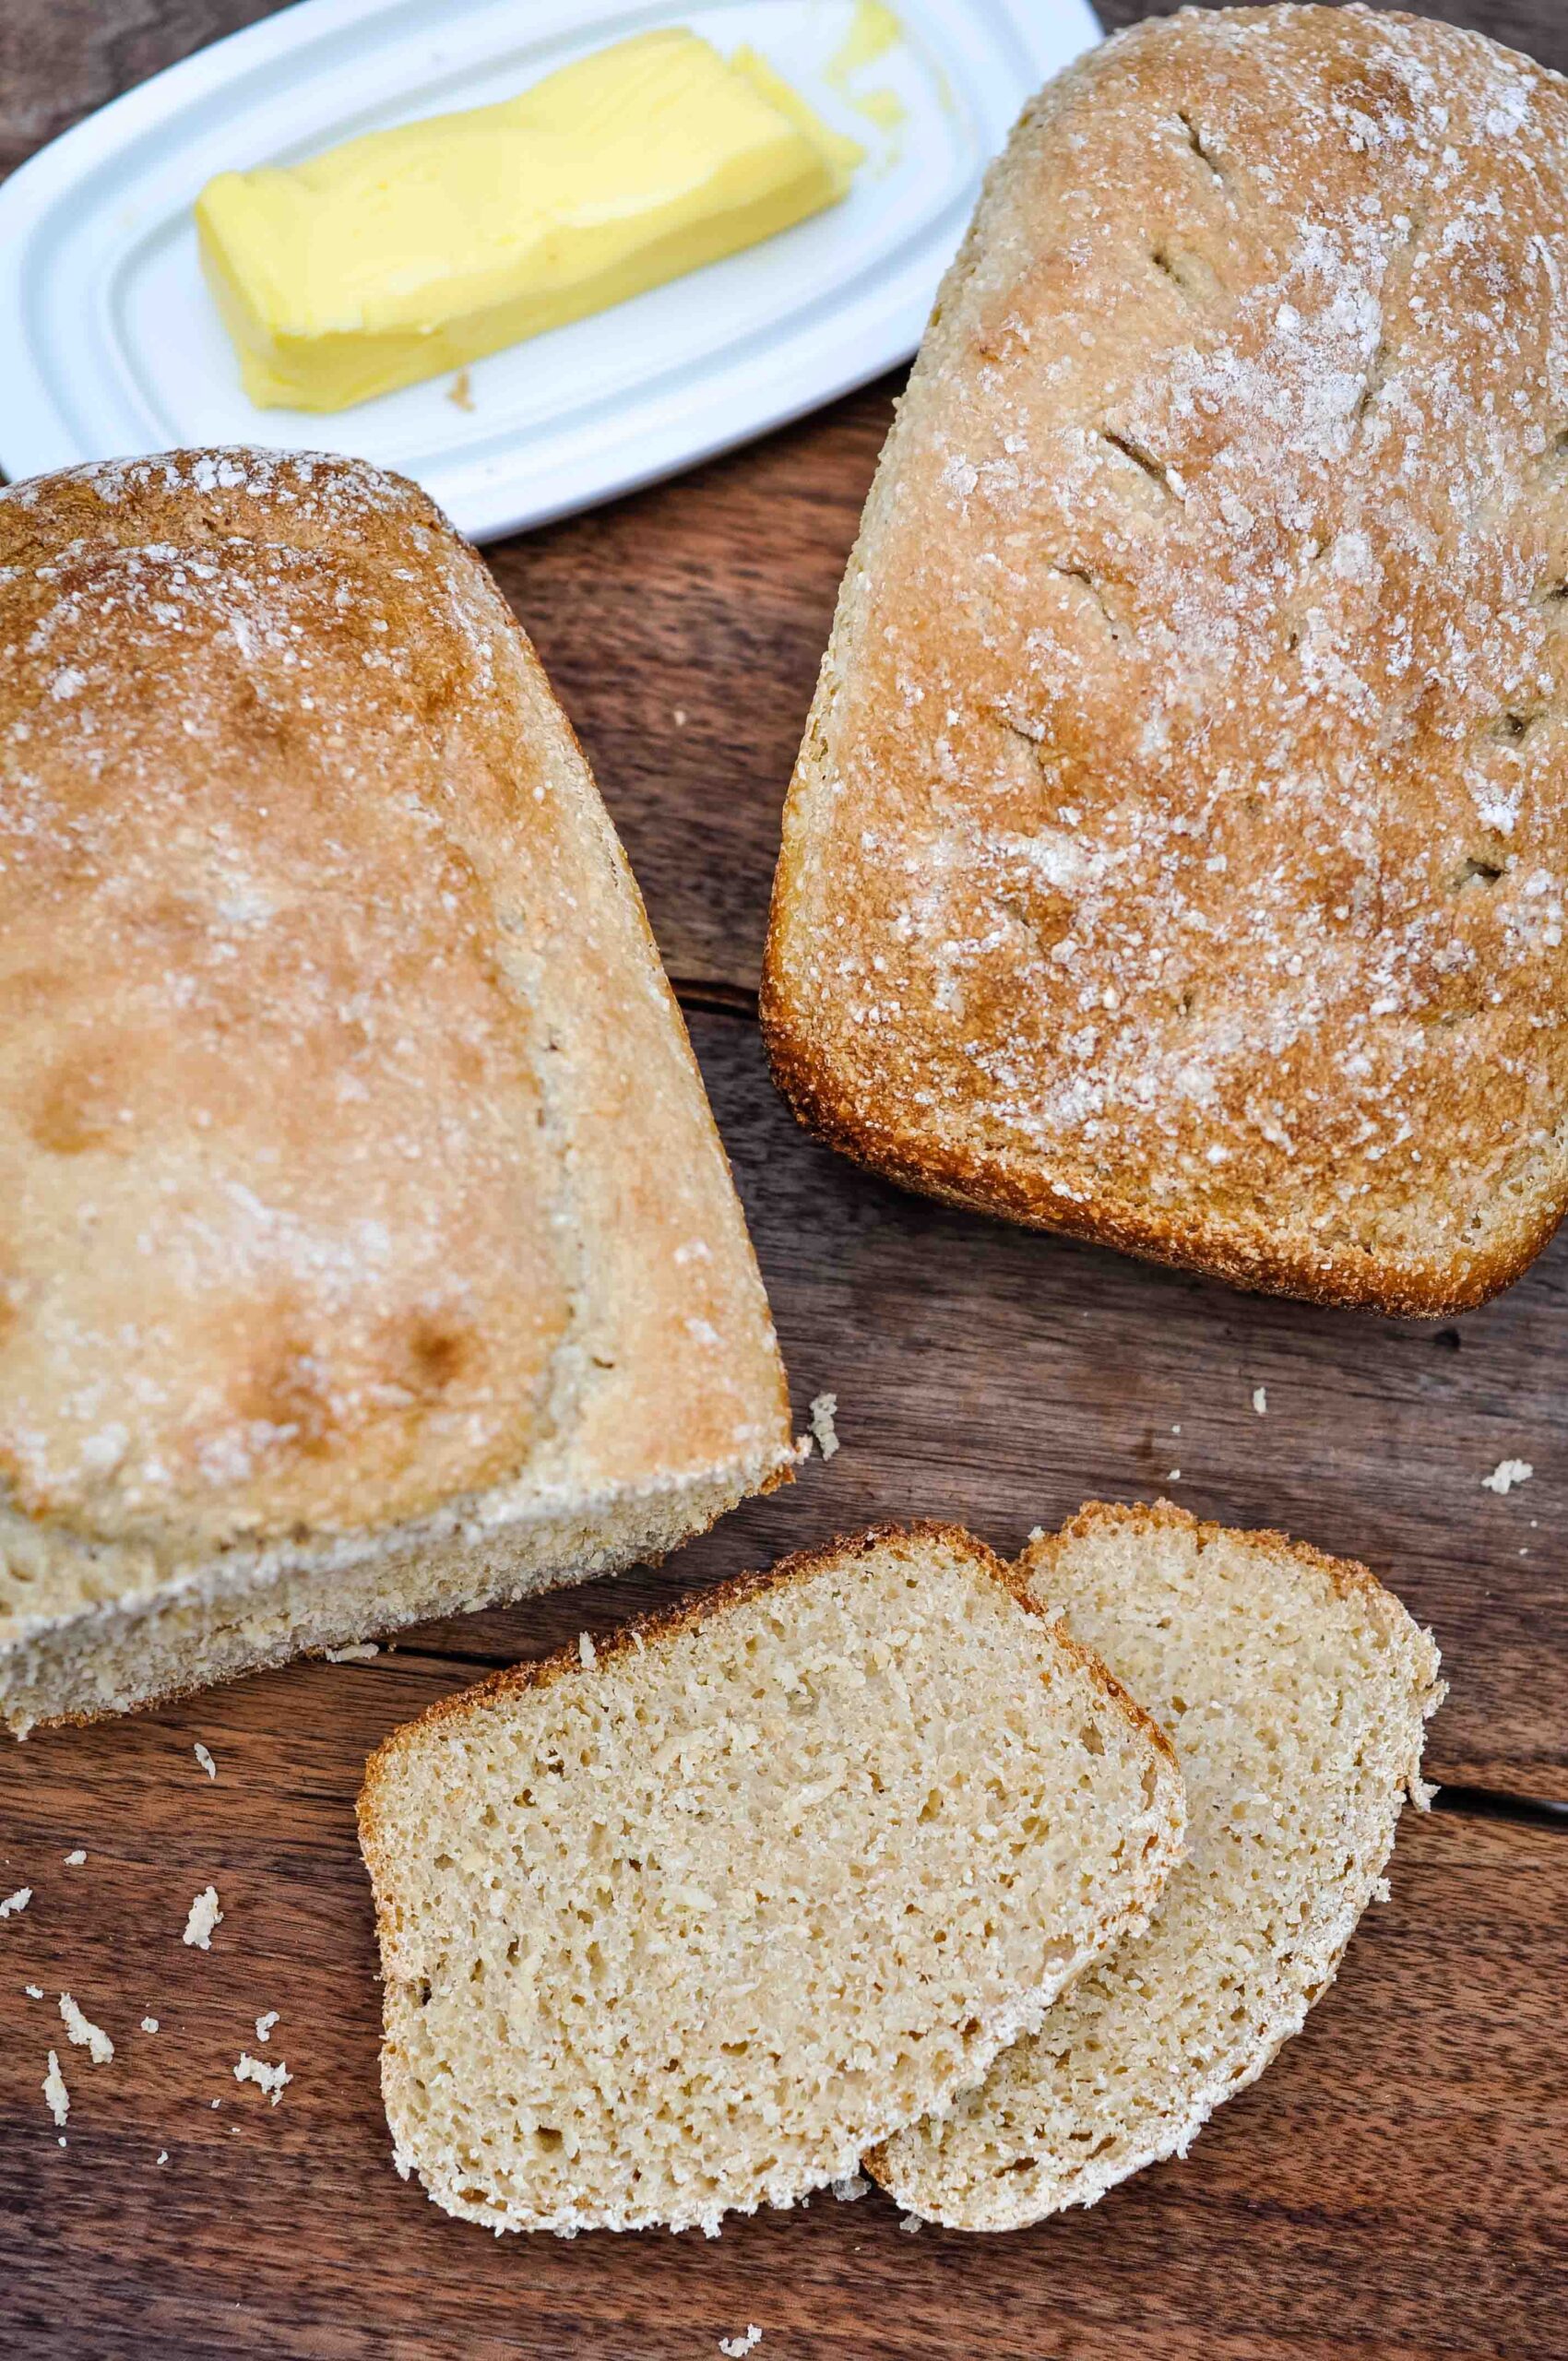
[
  {"left": 0, "top": 449, "right": 792, "bottom": 1732},
  {"left": 764, "top": 6, "right": 1568, "bottom": 1315}
]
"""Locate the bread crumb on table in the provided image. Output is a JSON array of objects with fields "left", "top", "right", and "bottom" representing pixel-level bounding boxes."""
[
  {"left": 255, "top": 2011, "right": 279, "bottom": 2044},
  {"left": 183, "top": 1886, "right": 222, "bottom": 1950},
  {"left": 59, "top": 1993, "right": 113, "bottom": 2064},
  {"left": 1253, "top": 1386, "right": 1267, "bottom": 1416},
  {"left": 1481, "top": 1459, "right": 1533, "bottom": 1494},
  {"left": 234, "top": 2052, "right": 291, "bottom": 2106},
  {"left": 1, "top": 1887, "right": 30, "bottom": 1918},
  {"left": 325, "top": 1643, "right": 380, "bottom": 1663},
  {"left": 24, "top": 1984, "right": 43, "bottom": 1999},
  {"left": 809, "top": 1392, "right": 840, "bottom": 1460},
  {"left": 141, "top": 2017, "right": 160, "bottom": 2035},
  {"left": 193, "top": 1742, "right": 217, "bottom": 1781},
  {"left": 831, "top": 2173, "right": 869, "bottom": 2201},
  {"left": 156, "top": 2150, "right": 169, "bottom": 2165},
  {"left": 718, "top": 2331, "right": 762, "bottom": 2357},
  {"left": 63, "top": 1849, "right": 86, "bottom": 1867},
  {"left": 42, "top": 2050, "right": 69, "bottom": 2128}
]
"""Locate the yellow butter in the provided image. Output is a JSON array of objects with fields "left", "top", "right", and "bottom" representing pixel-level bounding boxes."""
[{"left": 196, "top": 30, "right": 862, "bottom": 413}]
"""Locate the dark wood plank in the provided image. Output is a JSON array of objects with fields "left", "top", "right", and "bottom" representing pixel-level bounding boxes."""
[
  {"left": 374, "top": 1014, "right": 1565, "bottom": 1798},
  {"left": 1, "top": 1690, "right": 1561, "bottom": 2361}
]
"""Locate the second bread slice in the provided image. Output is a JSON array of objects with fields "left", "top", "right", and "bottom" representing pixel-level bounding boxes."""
[
  {"left": 358, "top": 1523, "right": 1184, "bottom": 2235},
  {"left": 871, "top": 1501, "right": 1444, "bottom": 2228}
]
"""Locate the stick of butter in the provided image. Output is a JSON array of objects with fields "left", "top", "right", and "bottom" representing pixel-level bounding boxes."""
[{"left": 196, "top": 30, "right": 863, "bottom": 413}]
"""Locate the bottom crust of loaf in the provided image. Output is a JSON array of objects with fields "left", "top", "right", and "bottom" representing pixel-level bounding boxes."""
[{"left": 0, "top": 1448, "right": 793, "bottom": 1737}]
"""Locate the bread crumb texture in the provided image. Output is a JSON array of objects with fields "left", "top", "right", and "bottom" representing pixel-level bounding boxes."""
[
  {"left": 59, "top": 1992, "right": 113, "bottom": 2064},
  {"left": 183, "top": 1885, "right": 222, "bottom": 1950},
  {"left": 1, "top": 1887, "right": 30, "bottom": 1917},
  {"left": 871, "top": 1498, "right": 1443, "bottom": 2228},
  {"left": 809, "top": 1394, "right": 840, "bottom": 1461},
  {"left": 42, "top": 2049, "right": 68, "bottom": 2128},
  {"left": 764, "top": 5, "right": 1568, "bottom": 1314},
  {"left": 357, "top": 1525, "right": 1184, "bottom": 2235},
  {"left": 235, "top": 2051, "right": 291, "bottom": 2105},
  {"left": 1481, "top": 1457, "right": 1532, "bottom": 1493}
]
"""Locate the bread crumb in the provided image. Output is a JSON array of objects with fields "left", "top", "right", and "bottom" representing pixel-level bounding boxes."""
[
  {"left": 1170, "top": 1424, "right": 1181, "bottom": 1435},
  {"left": 156, "top": 2150, "right": 169, "bottom": 2165},
  {"left": 325, "top": 1643, "right": 380, "bottom": 1663},
  {"left": 578, "top": 1631, "right": 597, "bottom": 1670},
  {"left": 193, "top": 1742, "right": 217, "bottom": 1781},
  {"left": 809, "top": 1392, "right": 840, "bottom": 1460},
  {"left": 1253, "top": 1386, "right": 1267, "bottom": 1416},
  {"left": 673, "top": 706, "right": 688, "bottom": 727},
  {"left": 43, "top": 2049, "right": 69, "bottom": 2128},
  {"left": 897, "top": 2212, "right": 923, "bottom": 2233},
  {"left": 64, "top": 1848, "right": 86, "bottom": 1867},
  {"left": 1481, "top": 1459, "right": 1532, "bottom": 1494},
  {"left": 255, "top": 2011, "right": 279, "bottom": 2044},
  {"left": 24, "top": 1983, "right": 43, "bottom": 1999},
  {"left": 59, "top": 1993, "right": 113, "bottom": 2064},
  {"left": 211, "top": 2097, "right": 222, "bottom": 2109},
  {"left": 1167, "top": 1468, "right": 1181, "bottom": 1481},
  {"left": 447, "top": 366, "right": 475, "bottom": 411},
  {"left": 1, "top": 1887, "right": 31, "bottom": 1918},
  {"left": 1026, "top": 1525, "right": 1045, "bottom": 1545},
  {"left": 141, "top": 2017, "right": 160, "bottom": 2034},
  {"left": 234, "top": 2051, "right": 291, "bottom": 2105},
  {"left": 718, "top": 2332, "right": 761, "bottom": 2357},
  {"left": 831, "top": 2172, "right": 869, "bottom": 2201},
  {"left": 183, "top": 1886, "right": 222, "bottom": 1949}
]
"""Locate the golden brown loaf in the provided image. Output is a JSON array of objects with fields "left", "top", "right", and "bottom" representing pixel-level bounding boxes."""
[
  {"left": 764, "top": 5, "right": 1568, "bottom": 1314},
  {"left": 0, "top": 449, "right": 792, "bottom": 1733},
  {"left": 357, "top": 1524, "right": 1185, "bottom": 2236}
]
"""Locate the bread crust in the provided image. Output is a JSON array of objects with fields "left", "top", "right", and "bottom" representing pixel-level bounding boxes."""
[
  {"left": 764, "top": 4, "right": 1568, "bottom": 1318},
  {"left": 0, "top": 448, "right": 792, "bottom": 1729}
]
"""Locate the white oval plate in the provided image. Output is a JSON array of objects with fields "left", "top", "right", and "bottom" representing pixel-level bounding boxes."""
[{"left": 0, "top": 0, "right": 1099, "bottom": 541}]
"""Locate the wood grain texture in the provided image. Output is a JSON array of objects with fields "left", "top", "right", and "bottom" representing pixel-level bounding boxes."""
[
  {"left": 1, "top": 1698, "right": 1562, "bottom": 2361},
  {"left": 2, "top": 3, "right": 1566, "bottom": 2355}
]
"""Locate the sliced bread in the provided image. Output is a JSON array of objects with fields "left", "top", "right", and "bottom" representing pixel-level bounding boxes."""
[
  {"left": 871, "top": 1500, "right": 1444, "bottom": 2229},
  {"left": 357, "top": 1523, "right": 1185, "bottom": 2235},
  {"left": 0, "top": 448, "right": 793, "bottom": 1733}
]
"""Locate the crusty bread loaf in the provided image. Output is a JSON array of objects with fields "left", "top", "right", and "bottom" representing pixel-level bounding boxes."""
[
  {"left": 763, "top": 5, "right": 1568, "bottom": 1315},
  {"left": 357, "top": 1523, "right": 1185, "bottom": 2236},
  {"left": 871, "top": 1500, "right": 1443, "bottom": 2229},
  {"left": 0, "top": 448, "right": 793, "bottom": 1734}
]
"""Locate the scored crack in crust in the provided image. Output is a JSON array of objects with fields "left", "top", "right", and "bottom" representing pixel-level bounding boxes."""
[
  {"left": 764, "top": 5, "right": 1568, "bottom": 1314},
  {"left": 0, "top": 448, "right": 793, "bottom": 1732}
]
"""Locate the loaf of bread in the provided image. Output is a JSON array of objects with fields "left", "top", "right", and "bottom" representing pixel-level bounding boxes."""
[
  {"left": 763, "top": 5, "right": 1568, "bottom": 1314},
  {"left": 0, "top": 449, "right": 793, "bottom": 1734},
  {"left": 357, "top": 1523, "right": 1185, "bottom": 2235},
  {"left": 871, "top": 1500, "right": 1443, "bottom": 2229}
]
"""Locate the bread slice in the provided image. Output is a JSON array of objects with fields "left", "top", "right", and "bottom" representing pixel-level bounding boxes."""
[
  {"left": 762, "top": 5, "right": 1568, "bottom": 1314},
  {"left": 357, "top": 1523, "right": 1185, "bottom": 2236},
  {"left": 0, "top": 448, "right": 793, "bottom": 1734},
  {"left": 871, "top": 1500, "right": 1443, "bottom": 2229}
]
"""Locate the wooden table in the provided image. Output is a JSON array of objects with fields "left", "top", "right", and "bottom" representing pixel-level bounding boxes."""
[{"left": 3, "top": 4, "right": 1566, "bottom": 2354}]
